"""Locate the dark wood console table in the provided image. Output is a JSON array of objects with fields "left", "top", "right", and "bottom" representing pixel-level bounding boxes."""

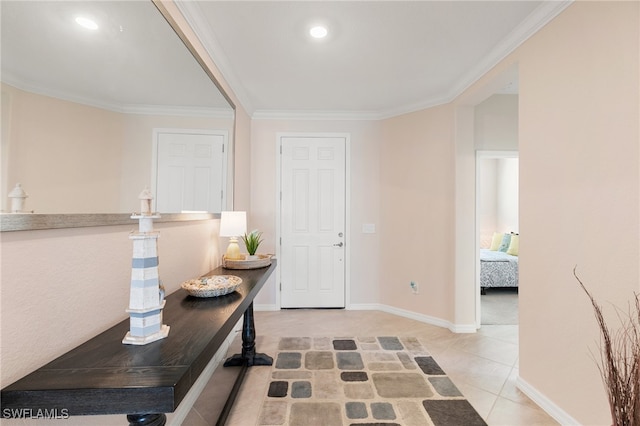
[{"left": 1, "top": 261, "right": 277, "bottom": 425}]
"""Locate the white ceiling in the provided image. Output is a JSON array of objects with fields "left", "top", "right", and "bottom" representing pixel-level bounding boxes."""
[
  {"left": 1, "top": 1, "right": 232, "bottom": 113},
  {"left": 1, "top": 1, "right": 571, "bottom": 119},
  {"left": 178, "top": 0, "right": 571, "bottom": 119}
]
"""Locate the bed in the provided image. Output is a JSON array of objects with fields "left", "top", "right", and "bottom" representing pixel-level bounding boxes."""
[{"left": 480, "top": 248, "right": 518, "bottom": 291}]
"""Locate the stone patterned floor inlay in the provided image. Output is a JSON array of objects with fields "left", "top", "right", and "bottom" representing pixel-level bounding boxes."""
[
  {"left": 267, "top": 380, "right": 288, "bottom": 397},
  {"left": 333, "top": 339, "right": 358, "bottom": 350},
  {"left": 345, "top": 401, "right": 368, "bottom": 419},
  {"left": 336, "top": 352, "right": 364, "bottom": 370},
  {"left": 291, "top": 381, "right": 312, "bottom": 398},
  {"left": 258, "top": 337, "right": 488, "bottom": 425},
  {"left": 279, "top": 337, "right": 312, "bottom": 351},
  {"left": 422, "top": 399, "right": 488, "bottom": 426},
  {"left": 415, "top": 356, "right": 446, "bottom": 375},
  {"left": 378, "top": 336, "right": 403, "bottom": 350},
  {"left": 341, "top": 371, "right": 368, "bottom": 382},
  {"left": 371, "top": 402, "right": 396, "bottom": 420},
  {"left": 429, "top": 376, "right": 463, "bottom": 397},
  {"left": 275, "top": 352, "right": 301, "bottom": 369},
  {"left": 290, "top": 401, "right": 342, "bottom": 425},
  {"left": 305, "top": 350, "right": 335, "bottom": 370},
  {"left": 372, "top": 372, "right": 434, "bottom": 398}
]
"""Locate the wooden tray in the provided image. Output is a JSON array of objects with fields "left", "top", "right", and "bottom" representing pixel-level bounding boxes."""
[{"left": 222, "top": 254, "right": 272, "bottom": 270}]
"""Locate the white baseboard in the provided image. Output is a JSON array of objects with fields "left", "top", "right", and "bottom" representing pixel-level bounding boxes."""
[
  {"left": 254, "top": 302, "right": 475, "bottom": 333},
  {"left": 516, "top": 376, "right": 580, "bottom": 425},
  {"left": 347, "top": 303, "right": 476, "bottom": 333}
]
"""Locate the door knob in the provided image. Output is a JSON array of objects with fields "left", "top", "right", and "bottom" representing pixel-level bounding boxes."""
[{"left": 333, "top": 242, "right": 344, "bottom": 247}]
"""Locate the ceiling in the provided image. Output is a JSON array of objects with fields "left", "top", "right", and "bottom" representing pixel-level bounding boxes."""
[
  {"left": 0, "top": 1, "right": 231, "bottom": 113},
  {"left": 178, "top": 0, "right": 571, "bottom": 119},
  {"left": 1, "top": 1, "right": 571, "bottom": 119}
]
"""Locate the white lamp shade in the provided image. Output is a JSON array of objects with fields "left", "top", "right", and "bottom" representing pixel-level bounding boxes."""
[{"left": 219, "top": 211, "right": 247, "bottom": 237}]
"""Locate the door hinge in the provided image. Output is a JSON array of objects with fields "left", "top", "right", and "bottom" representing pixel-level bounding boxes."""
[
  {"left": 222, "top": 145, "right": 225, "bottom": 153},
  {"left": 279, "top": 237, "right": 282, "bottom": 245},
  {"left": 279, "top": 282, "right": 282, "bottom": 291},
  {"left": 280, "top": 145, "right": 282, "bottom": 154},
  {"left": 221, "top": 189, "right": 224, "bottom": 200}
]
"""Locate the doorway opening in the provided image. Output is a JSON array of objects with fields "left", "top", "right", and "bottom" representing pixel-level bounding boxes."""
[{"left": 476, "top": 152, "right": 519, "bottom": 326}]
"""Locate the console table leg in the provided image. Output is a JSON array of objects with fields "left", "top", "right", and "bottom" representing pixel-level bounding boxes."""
[
  {"left": 224, "top": 302, "right": 272, "bottom": 367},
  {"left": 126, "top": 413, "right": 166, "bottom": 426}
]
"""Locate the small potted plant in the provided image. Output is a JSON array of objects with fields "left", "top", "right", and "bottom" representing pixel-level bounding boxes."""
[{"left": 242, "top": 230, "right": 263, "bottom": 260}]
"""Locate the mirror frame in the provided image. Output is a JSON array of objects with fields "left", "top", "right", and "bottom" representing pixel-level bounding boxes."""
[{"left": 1, "top": 0, "right": 235, "bottom": 232}]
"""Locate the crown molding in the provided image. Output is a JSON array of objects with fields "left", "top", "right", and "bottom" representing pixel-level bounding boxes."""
[
  {"left": 177, "top": 0, "right": 573, "bottom": 122},
  {"left": 446, "top": 0, "right": 573, "bottom": 101},
  {"left": 176, "top": 1, "right": 255, "bottom": 115},
  {"left": 2, "top": 77, "right": 233, "bottom": 119},
  {"left": 252, "top": 109, "right": 382, "bottom": 121},
  {"left": 121, "top": 105, "right": 234, "bottom": 119}
]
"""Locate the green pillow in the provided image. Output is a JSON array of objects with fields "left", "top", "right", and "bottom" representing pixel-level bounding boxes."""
[{"left": 498, "top": 233, "right": 511, "bottom": 252}]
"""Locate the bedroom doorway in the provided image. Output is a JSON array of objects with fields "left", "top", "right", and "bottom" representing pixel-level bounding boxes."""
[{"left": 476, "top": 151, "right": 519, "bottom": 326}]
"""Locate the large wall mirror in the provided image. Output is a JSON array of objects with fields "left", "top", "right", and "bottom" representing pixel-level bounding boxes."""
[{"left": 1, "top": 0, "right": 235, "bottom": 217}]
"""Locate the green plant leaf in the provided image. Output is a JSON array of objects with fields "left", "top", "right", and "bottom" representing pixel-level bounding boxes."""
[{"left": 241, "top": 230, "right": 264, "bottom": 255}]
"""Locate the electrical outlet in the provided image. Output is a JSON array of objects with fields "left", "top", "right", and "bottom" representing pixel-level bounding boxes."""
[{"left": 410, "top": 281, "right": 419, "bottom": 294}]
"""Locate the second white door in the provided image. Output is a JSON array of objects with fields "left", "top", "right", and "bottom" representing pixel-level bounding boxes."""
[
  {"left": 155, "top": 130, "right": 227, "bottom": 213},
  {"left": 280, "top": 135, "right": 346, "bottom": 308}
]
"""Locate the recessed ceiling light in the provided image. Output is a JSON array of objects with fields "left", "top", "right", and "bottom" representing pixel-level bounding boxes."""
[
  {"left": 75, "top": 16, "right": 98, "bottom": 30},
  {"left": 309, "top": 25, "right": 328, "bottom": 39}
]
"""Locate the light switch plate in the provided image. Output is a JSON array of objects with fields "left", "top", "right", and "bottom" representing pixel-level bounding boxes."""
[{"left": 362, "top": 223, "right": 376, "bottom": 234}]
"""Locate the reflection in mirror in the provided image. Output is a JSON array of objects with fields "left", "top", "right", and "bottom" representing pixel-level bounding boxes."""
[{"left": 1, "top": 0, "right": 235, "bottom": 215}]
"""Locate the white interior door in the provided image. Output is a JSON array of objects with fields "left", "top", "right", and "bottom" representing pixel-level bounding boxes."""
[
  {"left": 280, "top": 136, "right": 346, "bottom": 308},
  {"left": 154, "top": 130, "right": 226, "bottom": 213}
]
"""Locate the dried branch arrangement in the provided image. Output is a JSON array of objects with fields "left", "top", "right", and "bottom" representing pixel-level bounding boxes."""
[{"left": 574, "top": 268, "right": 640, "bottom": 426}]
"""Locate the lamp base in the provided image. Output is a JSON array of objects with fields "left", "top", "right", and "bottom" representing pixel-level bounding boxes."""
[{"left": 225, "top": 239, "right": 243, "bottom": 260}]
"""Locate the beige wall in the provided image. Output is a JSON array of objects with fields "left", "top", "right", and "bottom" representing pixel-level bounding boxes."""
[
  {"left": 379, "top": 106, "right": 456, "bottom": 321},
  {"left": 2, "top": 83, "right": 123, "bottom": 213},
  {"left": 451, "top": 1, "right": 638, "bottom": 422},
  {"left": 515, "top": 1, "right": 639, "bottom": 422}
]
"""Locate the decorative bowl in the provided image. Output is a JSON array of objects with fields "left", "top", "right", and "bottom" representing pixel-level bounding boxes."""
[{"left": 181, "top": 275, "right": 242, "bottom": 298}]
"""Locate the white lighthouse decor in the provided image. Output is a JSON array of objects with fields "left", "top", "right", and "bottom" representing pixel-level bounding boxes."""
[
  {"left": 8, "top": 183, "right": 28, "bottom": 213},
  {"left": 122, "top": 187, "right": 170, "bottom": 345}
]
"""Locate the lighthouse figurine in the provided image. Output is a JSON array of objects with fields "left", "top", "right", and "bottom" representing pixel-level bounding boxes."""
[{"left": 122, "top": 187, "right": 170, "bottom": 345}]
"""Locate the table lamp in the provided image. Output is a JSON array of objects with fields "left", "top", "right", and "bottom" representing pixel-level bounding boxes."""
[{"left": 220, "top": 211, "right": 247, "bottom": 260}]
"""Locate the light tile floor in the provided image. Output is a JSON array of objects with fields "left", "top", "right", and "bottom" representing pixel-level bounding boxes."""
[{"left": 184, "top": 310, "right": 559, "bottom": 426}]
